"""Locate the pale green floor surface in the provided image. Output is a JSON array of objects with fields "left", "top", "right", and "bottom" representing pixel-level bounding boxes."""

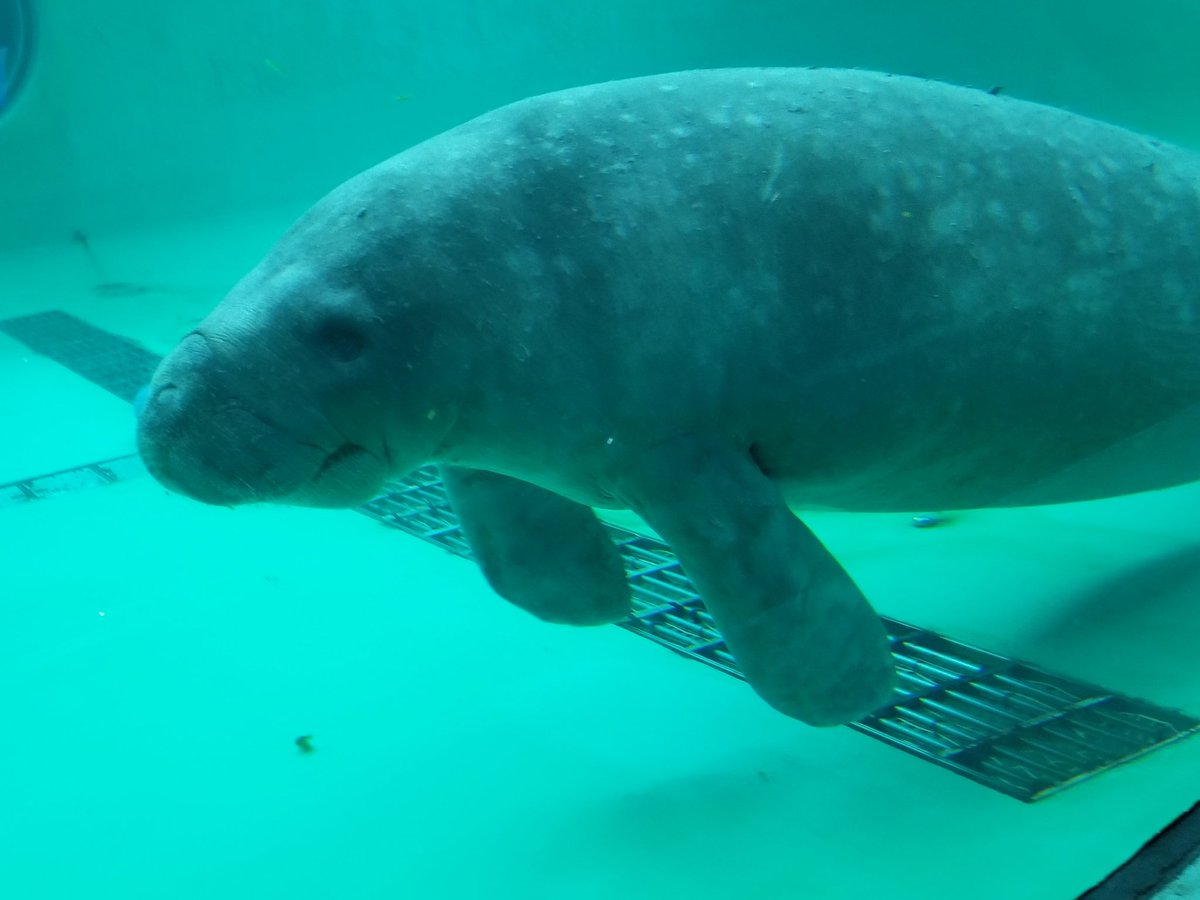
[{"left": 2, "top": 218, "right": 1199, "bottom": 899}]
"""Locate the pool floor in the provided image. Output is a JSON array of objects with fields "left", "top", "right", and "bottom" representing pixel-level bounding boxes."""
[{"left": 1, "top": 214, "right": 1198, "bottom": 899}]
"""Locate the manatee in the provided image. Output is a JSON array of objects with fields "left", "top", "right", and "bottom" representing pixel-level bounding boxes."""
[{"left": 136, "top": 68, "right": 1200, "bottom": 726}]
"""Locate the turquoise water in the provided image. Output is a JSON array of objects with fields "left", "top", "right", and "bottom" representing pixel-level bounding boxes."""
[
  {"left": 4, "top": 1, "right": 1199, "bottom": 248},
  {"left": 2, "top": 2, "right": 1200, "bottom": 898}
]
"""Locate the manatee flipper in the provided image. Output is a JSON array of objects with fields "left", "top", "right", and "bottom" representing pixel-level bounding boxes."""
[
  {"left": 441, "top": 466, "right": 632, "bottom": 625},
  {"left": 613, "top": 438, "right": 897, "bottom": 726}
]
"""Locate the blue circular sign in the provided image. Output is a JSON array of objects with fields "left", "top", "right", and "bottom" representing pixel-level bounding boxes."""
[{"left": 0, "top": 0, "right": 35, "bottom": 114}]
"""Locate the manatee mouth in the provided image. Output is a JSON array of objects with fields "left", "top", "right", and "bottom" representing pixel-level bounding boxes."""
[
  {"left": 315, "top": 443, "right": 368, "bottom": 480},
  {"left": 137, "top": 331, "right": 392, "bottom": 507},
  {"left": 312, "top": 443, "right": 373, "bottom": 485},
  {"left": 302, "top": 442, "right": 388, "bottom": 505},
  {"left": 139, "top": 382, "right": 385, "bottom": 507}
]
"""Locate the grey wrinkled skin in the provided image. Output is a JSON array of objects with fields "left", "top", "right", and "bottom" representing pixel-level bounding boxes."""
[{"left": 138, "top": 69, "right": 1200, "bottom": 726}]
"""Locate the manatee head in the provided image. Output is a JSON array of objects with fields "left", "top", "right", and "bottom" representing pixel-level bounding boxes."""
[{"left": 137, "top": 247, "right": 459, "bottom": 508}]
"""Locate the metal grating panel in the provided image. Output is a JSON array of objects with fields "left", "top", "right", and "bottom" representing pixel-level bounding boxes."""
[
  {"left": 361, "top": 468, "right": 1200, "bottom": 802},
  {"left": 0, "top": 310, "right": 161, "bottom": 403},
  {"left": 7, "top": 310, "right": 1198, "bottom": 801},
  {"left": 0, "top": 454, "right": 146, "bottom": 510}
]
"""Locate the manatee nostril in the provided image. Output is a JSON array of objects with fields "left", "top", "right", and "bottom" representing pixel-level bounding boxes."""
[
  {"left": 314, "top": 318, "right": 369, "bottom": 363},
  {"left": 142, "top": 383, "right": 180, "bottom": 418}
]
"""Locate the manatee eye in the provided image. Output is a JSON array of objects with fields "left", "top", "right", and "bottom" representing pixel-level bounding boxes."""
[{"left": 313, "top": 318, "right": 369, "bottom": 362}]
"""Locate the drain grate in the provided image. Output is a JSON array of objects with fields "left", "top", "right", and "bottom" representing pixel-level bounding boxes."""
[
  {"left": 7, "top": 310, "right": 1199, "bottom": 801},
  {"left": 0, "top": 453, "right": 145, "bottom": 510},
  {"left": 362, "top": 469, "right": 1200, "bottom": 803},
  {"left": 0, "top": 310, "right": 161, "bottom": 403}
]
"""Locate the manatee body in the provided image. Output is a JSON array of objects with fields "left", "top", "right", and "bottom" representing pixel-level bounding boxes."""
[{"left": 137, "top": 69, "right": 1200, "bottom": 726}]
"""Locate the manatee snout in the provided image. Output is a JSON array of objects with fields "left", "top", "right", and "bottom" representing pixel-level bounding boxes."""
[
  {"left": 137, "top": 337, "right": 311, "bottom": 505},
  {"left": 137, "top": 333, "right": 380, "bottom": 507}
]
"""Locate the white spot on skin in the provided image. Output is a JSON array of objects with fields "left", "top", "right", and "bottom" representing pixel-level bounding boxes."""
[
  {"left": 553, "top": 255, "right": 579, "bottom": 277},
  {"left": 901, "top": 168, "right": 931, "bottom": 193},
  {"left": 955, "top": 161, "right": 979, "bottom": 181},
  {"left": 760, "top": 146, "right": 786, "bottom": 202},
  {"left": 506, "top": 246, "right": 545, "bottom": 277},
  {"left": 707, "top": 105, "right": 733, "bottom": 128},
  {"left": 929, "top": 197, "right": 971, "bottom": 237}
]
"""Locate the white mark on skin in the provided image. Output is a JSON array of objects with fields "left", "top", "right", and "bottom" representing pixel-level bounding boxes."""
[
  {"left": 552, "top": 255, "right": 579, "bottom": 277},
  {"left": 760, "top": 146, "right": 785, "bottom": 202},
  {"left": 506, "top": 246, "right": 545, "bottom": 278},
  {"left": 929, "top": 197, "right": 971, "bottom": 237},
  {"left": 707, "top": 105, "right": 733, "bottom": 128}
]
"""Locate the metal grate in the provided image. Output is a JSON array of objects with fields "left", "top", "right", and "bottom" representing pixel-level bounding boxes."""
[
  {"left": 362, "top": 468, "right": 1200, "bottom": 803},
  {"left": 863, "top": 629, "right": 1200, "bottom": 801},
  {"left": 8, "top": 310, "right": 1199, "bottom": 801},
  {"left": 0, "top": 454, "right": 146, "bottom": 511},
  {"left": 0, "top": 310, "right": 161, "bottom": 403}
]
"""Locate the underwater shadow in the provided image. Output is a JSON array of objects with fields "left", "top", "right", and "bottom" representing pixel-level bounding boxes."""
[{"left": 1021, "top": 541, "right": 1200, "bottom": 704}]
